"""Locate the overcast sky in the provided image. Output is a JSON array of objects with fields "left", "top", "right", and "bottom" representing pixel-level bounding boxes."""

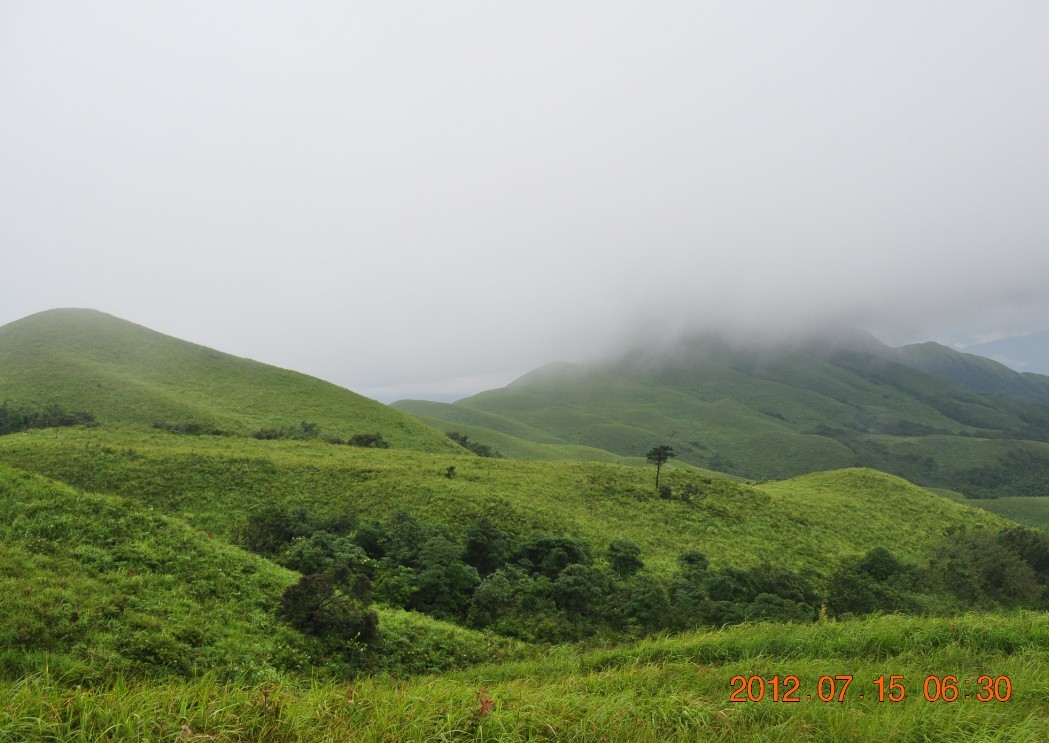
[{"left": 3, "top": 1, "right": 1048, "bottom": 401}]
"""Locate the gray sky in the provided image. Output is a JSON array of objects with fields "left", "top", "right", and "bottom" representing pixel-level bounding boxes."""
[{"left": 3, "top": 1, "right": 1048, "bottom": 401}]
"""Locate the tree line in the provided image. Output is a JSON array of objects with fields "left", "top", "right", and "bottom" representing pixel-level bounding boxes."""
[
  {"left": 236, "top": 504, "right": 1049, "bottom": 649},
  {"left": 0, "top": 401, "right": 96, "bottom": 436}
]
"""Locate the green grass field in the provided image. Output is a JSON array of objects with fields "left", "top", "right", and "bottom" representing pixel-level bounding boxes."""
[{"left": 0, "top": 427, "right": 1006, "bottom": 578}]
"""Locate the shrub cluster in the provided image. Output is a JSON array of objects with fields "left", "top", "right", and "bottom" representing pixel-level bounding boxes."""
[
  {"left": 151, "top": 421, "right": 232, "bottom": 436},
  {"left": 0, "top": 401, "right": 96, "bottom": 435},
  {"left": 250, "top": 423, "right": 390, "bottom": 448},
  {"left": 252, "top": 421, "right": 320, "bottom": 440},
  {"left": 237, "top": 504, "right": 1049, "bottom": 644},
  {"left": 447, "top": 431, "right": 502, "bottom": 458}
]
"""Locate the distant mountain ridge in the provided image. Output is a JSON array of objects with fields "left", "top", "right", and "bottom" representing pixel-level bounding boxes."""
[
  {"left": 963, "top": 330, "right": 1049, "bottom": 377},
  {"left": 395, "top": 328, "right": 1049, "bottom": 497},
  {"left": 0, "top": 308, "right": 457, "bottom": 452},
  {"left": 893, "top": 341, "right": 1049, "bottom": 404}
]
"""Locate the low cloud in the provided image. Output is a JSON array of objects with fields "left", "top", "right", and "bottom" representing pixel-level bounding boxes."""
[{"left": 3, "top": 2, "right": 1047, "bottom": 400}]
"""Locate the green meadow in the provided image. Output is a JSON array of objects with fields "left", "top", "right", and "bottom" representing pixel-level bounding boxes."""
[{"left": 0, "top": 427, "right": 1006, "bottom": 577}]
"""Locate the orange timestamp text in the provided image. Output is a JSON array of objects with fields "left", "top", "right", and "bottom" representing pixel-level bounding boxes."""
[{"left": 728, "top": 674, "right": 1012, "bottom": 703}]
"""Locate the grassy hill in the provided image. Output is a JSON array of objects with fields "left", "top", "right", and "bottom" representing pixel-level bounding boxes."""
[
  {"left": 970, "top": 497, "right": 1049, "bottom": 531},
  {"left": 0, "top": 309, "right": 458, "bottom": 452},
  {"left": 395, "top": 332, "right": 1049, "bottom": 496},
  {"left": 966, "top": 329, "right": 1049, "bottom": 377},
  {"left": 395, "top": 399, "right": 631, "bottom": 462},
  {"left": 0, "top": 462, "right": 515, "bottom": 684},
  {"left": 0, "top": 427, "right": 1006, "bottom": 579}
]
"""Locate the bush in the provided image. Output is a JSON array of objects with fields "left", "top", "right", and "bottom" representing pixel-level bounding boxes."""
[
  {"left": 463, "top": 516, "right": 511, "bottom": 577},
  {"left": 348, "top": 433, "right": 389, "bottom": 448},
  {"left": 517, "top": 536, "right": 591, "bottom": 580},
  {"left": 236, "top": 504, "right": 357, "bottom": 556},
  {"left": 152, "top": 421, "right": 230, "bottom": 436},
  {"left": 252, "top": 427, "right": 284, "bottom": 440},
  {"left": 446, "top": 431, "right": 503, "bottom": 458},
  {"left": 934, "top": 527, "right": 1044, "bottom": 609},
  {"left": 251, "top": 421, "right": 321, "bottom": 441},
  {"left": 607, "top": 540, "right": 644, "bottom": 578},
  {"left": 0, "top": 402, "right": 96, "bottom": 436},
  {"left": 278, "top": 569, "right": 378, "bottom": 645},
  {"left": 279, "top": 532, "right": 373, "bottom": 576}
]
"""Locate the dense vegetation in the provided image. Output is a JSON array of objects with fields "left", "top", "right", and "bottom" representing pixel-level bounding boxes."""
[
  {"left": 237, "top": 503, "right": 1049, "bottom": 646},
  {"left": 0, "top": 401, "right": 96, "bottom": 435},
  {"left": 0, "top": 464, "right": 515, "bottom": 684}
]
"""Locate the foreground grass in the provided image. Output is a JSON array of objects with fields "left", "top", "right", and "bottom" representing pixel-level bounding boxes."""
[{"left": 2, "top": 613, "right": 1047, "bottom": 742}]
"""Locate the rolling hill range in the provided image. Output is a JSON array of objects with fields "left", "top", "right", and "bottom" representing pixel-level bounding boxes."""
[
  {"left": 894, "top": 340, "right": 1049, "bottom": 404},
  {"left": 0, "top": 427, "right": 1005, "bottom": 579},
  {"left": 965, "top": 329, "right": 1049, "bottom": 377},
  {"left": 0, "top": 309, "right": 458, "bottom": 452},
  {"left": 395, "top": 330, "right": 1049, "bottom": 497}
]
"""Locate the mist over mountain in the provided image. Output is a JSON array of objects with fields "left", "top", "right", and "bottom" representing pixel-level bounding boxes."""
[
  {"left": 963, "top": 331, "right": 1049, "bottom": 377},
  {"left": 396, "top": 326, "right": 1049, "bottom": 497}
]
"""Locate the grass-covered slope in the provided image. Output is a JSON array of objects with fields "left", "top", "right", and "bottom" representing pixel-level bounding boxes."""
[
  {"left": 0, "top": 463, "right": 512, "bottom": 683},
  {"left": 0, "top": 309, "right": 458, "bottom": 452},
  {"left": 394, "top": 399, "right": 627, "bottom": 462},
  {"left": 0, "top": 427, "right": 1006, "bottom": 578},
  {"left": 4, "top": 611, "right": 1047, "bottom": 741},
  {"left": 970, "top": 496, "right": 1049, "bottom": 531},
  {"left": 895, "top": 341, "right": 1049, "bottom": 404},
  {"left": 399, "top": 332, "right": 1049, "bottom": 496}
]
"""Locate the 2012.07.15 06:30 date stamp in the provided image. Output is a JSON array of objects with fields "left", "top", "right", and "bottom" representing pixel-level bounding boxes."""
[{"left": 729, "top": 674, "right": 1013, "bottom": 703}]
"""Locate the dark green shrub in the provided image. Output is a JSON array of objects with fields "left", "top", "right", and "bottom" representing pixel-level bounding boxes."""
[
  {"left": 252, "top": 427, "right": 283, "bottom": 440},
  {"left": 152, "top": 421, "right": 230, "bottom": 436},
  {"left": 607, "top": 540, "right": 644, "bottom": 578},
  {"left": 280, "top": 532, "right": 373, "bottom": 576},
  {"left": 0, "top": 402, "right": 96, "bottom": 435},
  {"left": 446, "top": 431, "right": 502, "bottom": 458},
  {"left": 553, "top": 563, "right": 610, "bottom": 615},
  {"left": 348, "top": 433, "right": 389, "bottom": 448},
  {"left": 517, "top": 536, "right": 591, "bottom": 579},
  {"left": 463, "top": 516, "right": 511, "bottom": 577},
  {"left": 278, "top": 570, "right": 378, "bottom": 644},
  {"left": 410, "top": 535, "right": 480, "bottom": 620}
]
